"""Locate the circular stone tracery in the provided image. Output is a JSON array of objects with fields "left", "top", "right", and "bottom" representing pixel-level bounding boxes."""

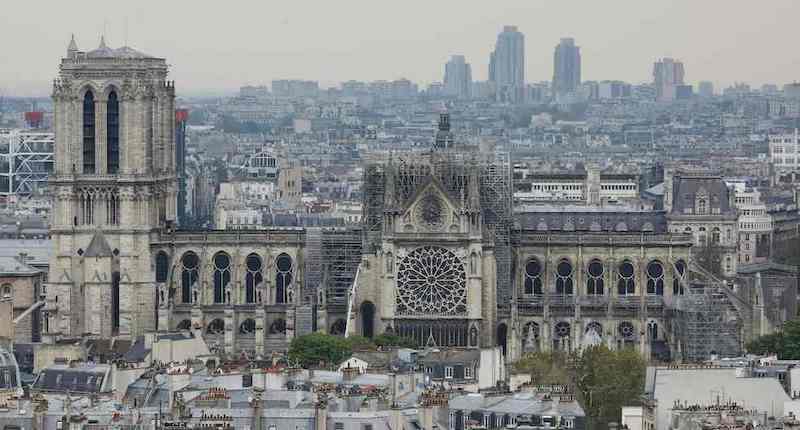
[{"left": 396, "top": 246, "right": 467, "bottom": 316}]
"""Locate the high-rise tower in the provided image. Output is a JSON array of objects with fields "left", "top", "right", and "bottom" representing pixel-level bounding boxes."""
[
  {"left": 653, "top": 58, "right": 686, "bottom": 102},
  {"left": 489, "top": 26, "right": 525, "bottom": 102},
  {"left": 46, "top": 35, "right": 176, "bottom": 339},
  {"left": 552, "top": 38, "right": 581, "bottom": 96},
  {"left": 444, "top": 55, "right": 472, "bottom": 100}
]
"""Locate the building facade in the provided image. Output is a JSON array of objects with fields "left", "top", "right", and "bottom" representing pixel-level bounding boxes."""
[
  {"left": 664, "top": 168, "right": 739, "bottom": 277},
  {"left": 552, "top": 38, "right": 581, "bottom": 97},
  {"left": 489, "top": 26, "right": 525, "bottom": 103},
  {"left": 45, "top": 39, "right": 746, "bottom": 363},
  {"left": 46, "top": 36, "right": 177, "bottom": 339},
  {"left": 444, "top": 55, "right": 473, "bottom": 100},
  {"left": 653, "top": 58, "right": 686, "bottom": 102}
]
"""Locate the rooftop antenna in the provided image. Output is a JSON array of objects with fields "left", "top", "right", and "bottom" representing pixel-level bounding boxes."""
[{"left": 124, "top": 16, "right": 128, "bottom": 47}]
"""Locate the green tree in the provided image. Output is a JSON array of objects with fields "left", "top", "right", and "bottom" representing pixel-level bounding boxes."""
[
  {"left": 345, "top": 335, "right": 376, "bottom": 351},
  {"left": 373, "top": 333, "right": 417, "bottom": 349},
  {"left": 514, "top": 350, "right": 572, "bottom": 385},
  {"left": 745, "top": 319, "right": 800, "bottom": 359},
  {"left": 746, "top": 332, "right": 784, "bottom": 355},
  {"left": 515, "top": 346, "right": 646, "bottom": 428},
  {"left": 575, "top": 346, "right": 646, "bottom": 424},
  {"left": 288, "top": 333, "right": 353, "bottom": 368}
]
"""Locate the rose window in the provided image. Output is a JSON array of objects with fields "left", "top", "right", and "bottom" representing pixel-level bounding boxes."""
[
  {"left": 396, "top": 246, "right": 466, "bottom": 316},
  {"left": 619, "top": 321, "right": 636, "bottom": 339},
  {"left": 414, "top": 194, "right": 445, "bottom": 230}
]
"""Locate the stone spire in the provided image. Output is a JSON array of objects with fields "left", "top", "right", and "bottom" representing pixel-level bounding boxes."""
[
  {"left": 67, "top": 34, "right": 78, "bottom": 57},
  {"left": 68, "top": 34, "right": 78, "bottom": 52},
  {"left": 98, "top": 35, "right": 107, "bottom": 49}
]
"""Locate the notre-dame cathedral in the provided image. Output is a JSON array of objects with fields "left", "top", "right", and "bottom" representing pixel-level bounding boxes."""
[{"left": 46, "top": 37, "right": 737, "bottom": 363}]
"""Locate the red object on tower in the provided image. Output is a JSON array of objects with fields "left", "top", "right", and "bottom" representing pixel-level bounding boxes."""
[
  {"left": 25, "top": 111, "right": 44, "bottom": 128},
  {"left": 175, "top": 109, "right": 189, "bottom": 123}
]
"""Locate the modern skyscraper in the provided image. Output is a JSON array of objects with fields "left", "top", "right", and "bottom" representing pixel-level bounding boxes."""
[
  {"left": 489, "top": 26, "right": 525, "bottom": 102},
  {"left": 552, "top": 38, "right": 581, "bottom": 96},
  {"left": 653, "top": 58, "right": 685, "bottom": 102},
  {"left": 444, "top": 55, "right": 473, "bottom": 99}
]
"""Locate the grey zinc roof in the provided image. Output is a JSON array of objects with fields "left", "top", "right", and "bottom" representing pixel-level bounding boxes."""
[
  {"left": 670, "top": 174, "right": 735, "bottom": 215},
  {"left": 650, "top": 367, "right": 791, "bottom": 430},
  {"left": 0, "top": 239, "right": 52, "bottom": 266},
  {"left": 515, "top": 207, "right": 666, "bottom": 233},
  {"left": 449, "top": 393, "right": 585, "bottom": 417},
  {"left": 0, "top": 255, "right": 39, "bottom": 276},
  {"left": 420, "top": 348, "right": 480, "bottom": 365}
]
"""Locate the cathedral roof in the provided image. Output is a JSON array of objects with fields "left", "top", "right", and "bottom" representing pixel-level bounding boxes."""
[
  {"left": 84, "top": 230, "right": 113, "bottom": 258},
  {"left": 85, "top": 36, "right": 156, "bottom": 59}
]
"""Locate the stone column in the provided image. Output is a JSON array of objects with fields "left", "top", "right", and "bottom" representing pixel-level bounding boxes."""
[
  {"left": 255, "top": 308, "right": 265, "bottom": 356},
  {"left": 224, "top": 309, "right": 235, "bottom": 355}
]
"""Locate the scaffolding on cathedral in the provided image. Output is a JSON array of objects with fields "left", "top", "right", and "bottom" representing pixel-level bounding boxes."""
[
  {"left": 0, "top": 129, "right": 54, "bottom": 198},
  {"left": 361, "top": 148, "right": 514, "bottom": 306},
  {"left": 320, "top": 227, "right": 363, "bottom": 309},
  {"left": 671, "top": 262, "right": 747, "bottom": 362}
]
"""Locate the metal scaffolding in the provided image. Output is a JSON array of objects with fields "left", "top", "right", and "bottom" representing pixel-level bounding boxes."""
[
  {"left": 671, "top": 263, "right": 745, "bottom": 362},
  {"left": 0, "top": 129, "right": 54, "bottom": 197},
  {"left": 321, "top": 227, "right": 363, "bottom": 309},
  {"left": 361, "top": 149, "right": 514, "bottom": 305}
]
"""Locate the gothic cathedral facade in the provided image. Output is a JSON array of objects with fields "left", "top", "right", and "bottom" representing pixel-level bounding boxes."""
[{"left": 46, "top": 37, "right": 177, "bottom": 339}]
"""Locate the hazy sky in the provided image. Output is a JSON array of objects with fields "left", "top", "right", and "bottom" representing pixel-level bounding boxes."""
[{"left": 2, "top": 1, "right": 799, "bottom": 96}]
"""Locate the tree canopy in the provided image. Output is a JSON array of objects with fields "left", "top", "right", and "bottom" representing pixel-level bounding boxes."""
[
  {"left": 746, "top": 318, "right": 800, "bottom": 359},
  {"left": 287, "top": 333, "right": 417, "bottom": 368},
  {"left": 515, "top": 346, "right": 646, "bottom": 429}
]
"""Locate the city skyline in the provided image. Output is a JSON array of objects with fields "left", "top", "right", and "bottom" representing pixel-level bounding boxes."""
[{"left": 2, "top": 0, "right": 800, "bottom": 96}]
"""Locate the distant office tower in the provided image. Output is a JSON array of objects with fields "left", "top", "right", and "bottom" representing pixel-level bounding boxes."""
[
  {"left": 444, "top": 55, "right": 473, "bottom": 99},
  {"left": 653, "top": 58, "right": 685, "bottom": 102},
  {"left": 784, "top": 83, "right": 800, "bottom": 99},
  {"left": 598, "top": 81, "right": 632, "bottom": 99},
  {"left": 271, "top": 79, "right": 319, "bottom": 98},
  {"left": 675, "top": 85, "right": 693, "bottom": 100},
  {"left": 489, "top": 26, "right": 525, "bottom": 102},
  {"left": 552, "top": 38, "right": 581, "bottom": 96},
  {"left": 697, "top": 81, "right": 714, "bottom": 97}
]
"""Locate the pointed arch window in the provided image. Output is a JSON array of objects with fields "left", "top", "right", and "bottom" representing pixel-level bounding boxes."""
[
  {"left": 586, "top": 260, "right": 604, "bottom": 295},
  {"left": 275, "top": 253, "right": 293, "bottom": 304},
  {"left": 617, "top": 261, "right": 636, "bottom": 295},
  {"left": 555, "top": 259, "right": 573, "bottom": 295},
  {"left": 107, "top": 90, "right": 120, "bottom": 173},
  {"left": 213, "top": 252, "right": 231, "bottom": 304},
  {"left": 155, "top": 251, "right": 170, "bottom": 283},
  {"left": 180, "top": 252, "right": 199, "bottom": 304},
  {"left": 523, "top": 258, "right": 543, "bottom": 295},
  {"left": 83, "top": 91, "right": 96, "bottom": 173},
  {"left": 673, "top": 260, "right": 686, "bottom": 295},
  {"left": 646, "top": 261, "right": 664, "bottom": 295},
  {"left": 245, "top": 253, "right": 262, "bottom": 304}
]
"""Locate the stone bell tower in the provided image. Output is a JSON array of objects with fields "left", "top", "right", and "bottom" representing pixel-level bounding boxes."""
[{"left": 45, "top": 35, "right": 177, "bottom": 339}]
